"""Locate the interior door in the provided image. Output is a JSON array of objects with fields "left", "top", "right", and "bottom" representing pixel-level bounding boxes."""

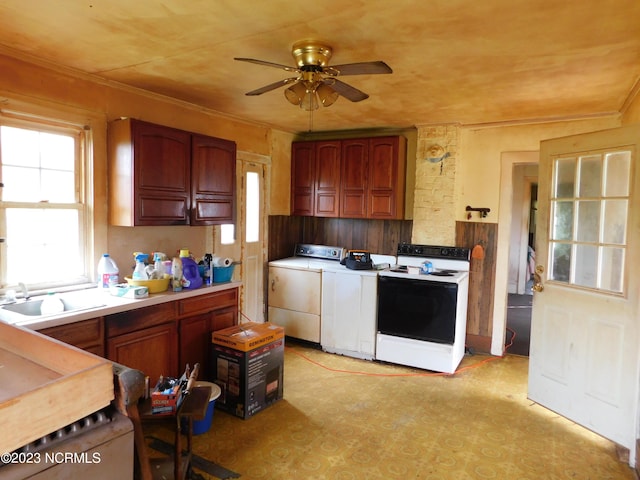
[{"left": 528, "top": 124, "right": 639, "bottom": 463}]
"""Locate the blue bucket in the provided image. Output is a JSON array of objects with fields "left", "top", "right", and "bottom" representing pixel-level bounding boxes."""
[
  {"left": 182, "top": 381, "right": 221, "bottom": 435},
  {"left": 213, "top": 265, "right": 234, "bottom": 283}
]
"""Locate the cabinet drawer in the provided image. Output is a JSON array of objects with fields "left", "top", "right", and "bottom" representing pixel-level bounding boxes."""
[
  {"left": 178, "top": 288, "right": 238, "bottom": 317},
  {"left": 40, "top": 318, "right": 104, "bottom": 350},
  {"left": 106, "top": 302, "right": 176, "bottom": 337}
]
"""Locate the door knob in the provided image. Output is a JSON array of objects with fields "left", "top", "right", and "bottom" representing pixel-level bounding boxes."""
[{"left": 532, "top": 265, "right": 544, "bottom": 292}]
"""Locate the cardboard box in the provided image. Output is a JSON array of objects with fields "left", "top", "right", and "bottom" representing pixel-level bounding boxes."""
[{"left": 212, "top": 322, "right": 284, "bottom": 419}]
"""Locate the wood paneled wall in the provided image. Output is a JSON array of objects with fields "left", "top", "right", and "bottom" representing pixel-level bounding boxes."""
[
  {"left": 268, "top": 216, "right": 413, "bottom": 260},
  {"left": 456, "top": 221, "right": 498, "bottom": 354}
]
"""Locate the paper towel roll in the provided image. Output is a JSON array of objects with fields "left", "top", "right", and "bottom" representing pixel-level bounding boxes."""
[{"left": 211, "top": 256, "right": 232, "bottom": 267}]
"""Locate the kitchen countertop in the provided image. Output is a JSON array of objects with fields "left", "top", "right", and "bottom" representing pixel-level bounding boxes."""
[{"left": 3, "top": 281, "right": 242, "bottom": 331}]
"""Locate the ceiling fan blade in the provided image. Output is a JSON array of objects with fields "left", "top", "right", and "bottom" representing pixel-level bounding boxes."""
[
  {"left": 234, "top": 57, "right": 299, "bottom": 73},
  {"left": 329, "top": 61, "right": 393, "bottom": 76},
  {"left": 245, "top": 77, "right": 299, "bottom": 96},
  {"left": 330, "top": 79, "right": 369, "bottom": 102}
]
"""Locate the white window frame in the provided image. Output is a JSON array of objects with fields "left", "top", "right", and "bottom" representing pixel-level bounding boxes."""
[{"left": 0, "top": 111, "right": 93, "bottom": 293}]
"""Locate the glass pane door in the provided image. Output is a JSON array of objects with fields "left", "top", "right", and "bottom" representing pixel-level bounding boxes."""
[{"left": 548, "top": 150, "right": 631, "bottom": 294}]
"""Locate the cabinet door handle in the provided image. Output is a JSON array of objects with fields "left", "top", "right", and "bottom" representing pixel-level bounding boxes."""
[{"left": 271, "top": 278, "right": 276, "bottom": 292}]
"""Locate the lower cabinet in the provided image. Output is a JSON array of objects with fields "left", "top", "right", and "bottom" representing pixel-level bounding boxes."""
[
  {"left": 105, "top": 288, "right": 238, "bottom": 385},
  {"left": 178, "top": 289, "right": 238, "bottom": 381},
  {"left": 107, "top": 322, "right": 178, "bottom": 386},
  {"left": 179, "top": 306, "right": 236, "bottom": 382},
  {"left": 39, "top": 317, "right": 105, "bottom": 357}
]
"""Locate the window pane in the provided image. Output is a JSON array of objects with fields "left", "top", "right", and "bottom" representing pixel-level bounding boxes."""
[
  {"left": 245, "top": 171, "right": 259, "bottom": 243},
  {"left": 221, "top": 224, "right": 235, "bottom": 245},
  {"left": 550, "top": 242, "right": 571, "bottom": 282},
  {"left": 1, "top": 126, "right": 40, "bottom": 167},
  {"left": 575, "top": 200, "right": 600, "bottom": 243},
  {"left": 40, "top": 132, "right": 75, "bottom": 170},
  {"left": 573, "top": 244, "right": 598, "bottom": 288},
  {"left": 577, "top": 155, "right": 602, "bottom": 197},
  {"left": 604, "top": 151, "right": 631, "bottom": 197},
  {"left": 2, "top": 165, "right": 40, "bottom": 201},
  {"left": 553, "top": 158, "right": 575, "bottom": 198},
  {"left": 6, "top": 208, "right": 81, "bottom": 284},
  {"left": 600, "top": 247, "right": 624, "bottom": 293},
  {"left": 551, "top": 201, "right": 573, "bottom": 240},
  {"left": 1, "top": 126, "right": 76, "bottom": 203},
  {"left": 602, "top": 200, "right": 627, "bottom": 245},
  {"left": 43, "top": 169, "right": 76, "bottom": 202}
]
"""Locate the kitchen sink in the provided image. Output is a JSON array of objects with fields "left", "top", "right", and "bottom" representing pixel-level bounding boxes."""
[{"left": 0, "top": 295, "right": 105, "bottom": 323}]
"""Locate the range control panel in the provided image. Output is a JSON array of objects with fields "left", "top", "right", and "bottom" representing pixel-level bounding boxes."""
[
  {"left": 295, "top": 244, "right": 345, "bottom": 261},
  {"left": 397, "top": 243, "right": 470, "bottom": 261}
]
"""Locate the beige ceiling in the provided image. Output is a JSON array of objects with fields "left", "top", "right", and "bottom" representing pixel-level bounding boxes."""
[{"left": 1, "top": 0, "right": 639, "bottom": 134}]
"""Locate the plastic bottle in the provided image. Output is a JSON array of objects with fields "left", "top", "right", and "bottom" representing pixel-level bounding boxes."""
[
  {"left": 171, "top": 257, "right": 183, "bottom": 292},
  {"left": 40, "top": 292, "right": 64, "bottom": 315},
  {"left": 154, "top": 252, "right": 165, "bottom": 276},
  {"left": 97, "top": 253, "right": 119, "bottom": 289},
  {"left": 133, "top": 254, "right": 149, "bottom": 280}
]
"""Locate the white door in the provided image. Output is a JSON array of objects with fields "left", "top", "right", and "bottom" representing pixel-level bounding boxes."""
[
  {"left": 528, "top": 124, "right": 640, "bottom": 463},
  {"left": 241, "top": 162, "right": 265, "bottom": 323}
]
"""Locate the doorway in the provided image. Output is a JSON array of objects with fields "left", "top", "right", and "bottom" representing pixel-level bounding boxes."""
[{"left": 504, "top": 157, "right": 538, "bottom": 356}]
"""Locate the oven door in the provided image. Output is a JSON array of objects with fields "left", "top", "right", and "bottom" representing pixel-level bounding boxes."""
[{"left": 377, "top": 275, "right": 458, "bottom": 344}]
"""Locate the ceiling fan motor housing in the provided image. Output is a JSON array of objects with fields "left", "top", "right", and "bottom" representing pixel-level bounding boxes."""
[{"left": 292, "top": 41, "right": 333, "bottom": 68}]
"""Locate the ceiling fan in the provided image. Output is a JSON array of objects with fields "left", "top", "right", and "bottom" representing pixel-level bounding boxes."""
[{"left": 234, "top": 40, "right": 393, "bottom": 111}]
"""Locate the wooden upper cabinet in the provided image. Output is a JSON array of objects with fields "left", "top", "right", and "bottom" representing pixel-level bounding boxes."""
[
  {"left": 293, "top": 136, "right": 406, "bottom": 219},
  {"left": 368, "top": 136, "right": 406, "bottom": 219},
  {"left": 108, "top": 118, "right": 236, "bottom": 226},
  {"left": 340, "top": 138, "right": 369, "bottom": 218},
  {"left": 291, "top": 142, "right": 316, "bottom": 216},
  {"left": 314, "top": 141, "right": 341, "bottom": 217},
  {"left": 191, "top": 134, "right": 236, "bottom": 225},
  {"left": 292, "top": 140, "right": 341, "bottom": 217},
  {"left": 109, "top": 118, "right": 191, "bottom": 226}
]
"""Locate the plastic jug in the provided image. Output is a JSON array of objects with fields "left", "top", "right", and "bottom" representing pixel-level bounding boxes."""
[
  {"left": 181, "top": 256, "right": 203, "bottom": 289},
  {"left": 97, "top": 253, "right": 119, "bottom": 289}
]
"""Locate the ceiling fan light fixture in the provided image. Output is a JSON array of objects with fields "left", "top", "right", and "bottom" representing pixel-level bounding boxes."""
[
  {"left": 284, "top": 82, "right": 307, "bottom": 106},
  {"left": 300, "top": 90, "right": 319, "bottom": 111},
  {"left": 316, "top": 83, "right": 339, "bottom": 107}
]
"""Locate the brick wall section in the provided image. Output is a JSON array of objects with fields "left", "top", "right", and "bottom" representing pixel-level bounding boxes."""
[{"left": 412, "top": 125, "right": 459, "bottom": 245}]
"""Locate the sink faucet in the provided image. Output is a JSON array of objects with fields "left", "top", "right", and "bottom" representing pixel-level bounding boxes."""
[{"left": 18, "top": 282, "right": 30, "bottom": 300}]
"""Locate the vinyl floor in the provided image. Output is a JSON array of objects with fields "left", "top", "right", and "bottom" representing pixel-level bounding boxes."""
[{"left": 144, "top": 343, "right": 634, "bottom": 479}]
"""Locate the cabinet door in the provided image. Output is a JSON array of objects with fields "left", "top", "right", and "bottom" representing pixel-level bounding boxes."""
[
  {"left": 179, "top": 313, "right": 213, "bottom": 381},
  {"left": 314, "top": 141, "right": 341, "bottom": 217},
  {"left": 367, "top": 136, "right": 406, "bottom": 219},
  {"left": 107, "top": 323, "right": 178, "bottom": 383},
  {"left": 340, "top": 139, "right": 369, "bottom": 218},
  {"left": 211, "top": 305, "right": 237, "bottom": 331},
  {"left": 133, "top": 120, "right": 192, "bottom": 225},
  {"left": 291, "top": 142, "right": 316, "bottom": 216},
  {"left": 40, "top": 318, "right": 105, "bottom": 357},
  {"left": 191, "top": 134, "right": 237, "bottom": 225},
  {"left": 179, "top": 306, "right": 237, "bottom": 382}
]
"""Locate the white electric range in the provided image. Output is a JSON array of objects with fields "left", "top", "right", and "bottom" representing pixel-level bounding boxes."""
[{"left": 376, "top": 243, "right": 471, "bottom": 374}]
